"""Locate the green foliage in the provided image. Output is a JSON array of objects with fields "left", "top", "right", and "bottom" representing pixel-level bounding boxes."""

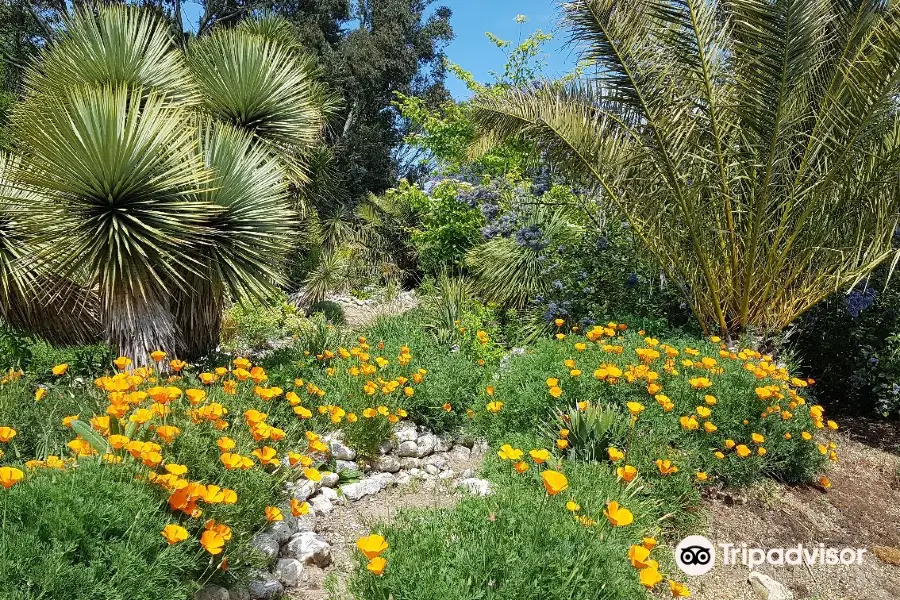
[
  {"left": 2, "top": 6, "right": 324, "bottom": 360},
  {"left": 544, "top": 402, "right": 630, "bottom": 463},
  {"left": 308, "top": 300, "right": 347, "bottom": 325},
  {"left": 0, "top": 462, "right": 197, "bottom": 600},
  {"left": 793, "top": 265, "right": 900, "bottom": 418},
  {"left": 396, "top": 23, "right": 567, "bottom": 176},
  {"left": 471, "top": 0, "right": 900, "bottom": 337},
  {"left": 348, "top": 458, "right": 670, "bottom": 600},
  {"left": 220, "top": 293, "right": 307, "bottom": 354},
  {"left": 363, "top": 310, "right": 492, "bottom": 436},
  {"left": 409, "top": 180, "right": 485, "bottom": 274}
]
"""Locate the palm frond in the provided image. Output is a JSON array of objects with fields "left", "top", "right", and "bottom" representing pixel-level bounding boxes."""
[{"left": 472, "top": 0, "right": 900, "bottom": 336}]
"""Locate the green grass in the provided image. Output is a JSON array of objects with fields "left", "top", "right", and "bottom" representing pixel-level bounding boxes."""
[
  {"left": 349, "top": 458, "right": 674, "bottom": 600},
  {"left": 0, "top": 462, "right": 198, "bottom": 600}
]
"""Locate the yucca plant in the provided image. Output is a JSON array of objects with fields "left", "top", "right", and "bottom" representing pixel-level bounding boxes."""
[
  {"left": 1, "top": 6, "right": 326, "bottom": 362},
  {"left": 471, "top": 0, "right": 900, "bottom": 337},
  {"left": 542, "top": 402, "right": 629, "bottom": 463}
]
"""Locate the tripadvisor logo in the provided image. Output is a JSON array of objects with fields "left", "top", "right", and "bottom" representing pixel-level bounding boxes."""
[
  {"left": 675, "top": 536, "right": 868, "bottom": 576},
  {"left": 675, "top": 535, "right": 716, "bottom": 576}
]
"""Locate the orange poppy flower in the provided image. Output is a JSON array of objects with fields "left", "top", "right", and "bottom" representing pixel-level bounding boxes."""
[
  {"left": 200, "top": 529, "right": 226, "bottom": 555},
  {"left": 0, "top": 466, "right": 24, "bottom": 488},
  {"left": 541, "top": 470, "right": 569, "bottom": 496},
  {"left": 356, "top": 534, "right": 389, "bottom": 559},
  {"left": 161, "top": 524, "right": 188, "bottom": 545}
]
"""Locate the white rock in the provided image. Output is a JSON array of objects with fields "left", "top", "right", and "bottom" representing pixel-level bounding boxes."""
[
  {"left": 195, "top": 585, "right": 229, "bottom": 600},
  {"left": 450, "top": 445, "right": 472, "bottom": 461},
  {"left": 378, "top": 439, "right": 396, "bottom": 455},
  {"left": 423, "top": 453, "right": 448, "bottom": 469},
  {"left": 227, "top": 586, "right": 249, "bottom": 600},
  {"left": 407, "top": 468, "right": 427, "bottom": 479},
  {"left": 457, "top": 478, "right": 493, "bottom": 497},
  {"left": 395, "top": 473, "right": 413, "bottom": 486},
  {"left": 435, "top": 436, "right": 453, "bottom": 452},
  {"left": 399, "top": 457, "right": 421, "bottom": 469},
  {"left": 309, "top": 494, "right": 334, "bottom": 515},
  {"left": 267, "top": 520, "right": 292, "bottom": 544},
  {"left": 273, "top": 558, "right": 305, "bottom": 588},
  {"left": 250, "top": 533, "right": 279, "bottom": 559},
  {"left": 335, "top": 459, "right": 358, "bottom": 472},
  {"left": 748, "top": 572, "right": 793, "bottom": 600},
  {"left": 369, "top": 472, "right": 395, "bottom": 489},
  {"left": 439, "top": 469, "right": 455, "bottom": 480},
  {"left": 281, "top": 532, "right": 332, "bottom": 567},
  {"left": 293, "top": 509, "right": 317, "bottom": 533},
  {"left": 319, "top": 486, "right": 340, "bottom": 503},
  {"left": 397, "top": 440, "right": 418, "bottom": 457},
  {"left": 374, "top": 456, "right": 401, "bottom": 473},
  {"left": 394, "top": 423, "right": 418, "bottom": 443},
  {"left": 460, "top": 468, "right": 474, "bottom": 479},
  {"left": 329, "top": 440, "right": 356, "bottom": 461},
  {"left": 339, "top": 478, "right": 382, "bottom": 501},
  {"left": 424, "top": 464, "right": 440, "bottom": 475},
  {"left": 415, "top": 433, "right": 437, "bottom": 458},
  {"left": 285, "top": 479, "right": 316, "bottom": 502},
  {"left": 248, "top": 572, "right": 283, "bottom": 599},
  {"left": 320, "top": 471, "right": 340, "bottom": 488}
]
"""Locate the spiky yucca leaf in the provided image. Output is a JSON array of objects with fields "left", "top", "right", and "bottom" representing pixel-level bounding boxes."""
[
  {"left": 27, "top": 5, "right": 196, "bottom": 104},
  {"left": 0, "top": 153, "right": 101, "bottom": 344},
  {"left": 198, "top": 120, "right": 293, "bottom": 299},
  {"left": 188, "top": 27, "right": 324, "bottom": 176},
  {"left": 172, "top": 121, "right": 295, "bottom": 358},
  {"left": 13, "top": 85, "right": 215, "bottom": 357}
]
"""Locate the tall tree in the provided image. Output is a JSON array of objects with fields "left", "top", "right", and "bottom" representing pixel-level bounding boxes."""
[{"left": 271, "top": 0, "right": 454, "bottom": 202}]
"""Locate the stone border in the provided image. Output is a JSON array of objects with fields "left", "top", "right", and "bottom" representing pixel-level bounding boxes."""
[{"left": 196, "top": 424, "right": 491, "bottom": 600}]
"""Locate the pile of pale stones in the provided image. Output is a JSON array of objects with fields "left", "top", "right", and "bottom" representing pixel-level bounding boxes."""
[{"left": 195, "top": 423, "right": 492, "bottom": 600}]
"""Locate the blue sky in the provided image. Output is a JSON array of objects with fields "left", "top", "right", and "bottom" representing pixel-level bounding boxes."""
[
  {"left": 180, "top": 1, "right": 577, "bottom": 99},
  {"left": 441, "top": 1, "right": 576, "bottom": 98}
]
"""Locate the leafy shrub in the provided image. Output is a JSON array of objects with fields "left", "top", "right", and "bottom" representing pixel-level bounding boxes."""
[
  {"left": 220, "top": 292, "right": 306, "bottom": 353},
  {"left": 0, "top": 462, "right": 197, "bottom": 600},
  {"left": 793, "top": 266, "right": 900, "bottom": 418},
  {"left": 473, "top": 324, "right": 831, "bottom": 487},
  {"left": 407, "top": 180, "right": 485, "bottom": 274},
  {"left": 308, "top": 299, "right": 347, "bottom": 325}
]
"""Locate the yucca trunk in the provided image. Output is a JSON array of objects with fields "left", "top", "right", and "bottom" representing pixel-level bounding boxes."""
[
  {"left": 103, "top": 291, "right": 176, "bottom": 366},
  {"left": 172, "top": 273, "right": 224, "bottom": 360}
]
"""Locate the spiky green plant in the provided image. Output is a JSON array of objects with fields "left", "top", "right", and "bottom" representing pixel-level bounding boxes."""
[
  {"left": 0, "top": 153, "right": 100, "bottom": 345},
  {"left": 1, "top": 6, "right": 325, "bottom": 362},
  {"left": 471, "top": 0, "right": 900, "bottom": 337},
  {"left": 542, "top": 402, "right": 630, "bottom": 463},
  {"left": 466, "top": 204, "right": 579, "bottom": 309},
  {"left": 188, "top": 24, "right": 325, "bottom": 179}
]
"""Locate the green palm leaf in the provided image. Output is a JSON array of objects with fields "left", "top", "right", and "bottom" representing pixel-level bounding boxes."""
[{"left": 472, "top": 0, "right": 900, "bottom": 336}]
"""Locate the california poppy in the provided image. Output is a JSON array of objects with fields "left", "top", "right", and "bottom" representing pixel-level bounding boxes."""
[
  {"left": 541, "top": 470, "right": 569, "bottom": 496},
  {"left": 603, "top": 501, "right": 634, "bottom": 527},
  {"left": 357, "top": 534, "right": 389, "bottom": 559},
  {"left": 161, "top": 524, "right": 188, "bottom": 545}
]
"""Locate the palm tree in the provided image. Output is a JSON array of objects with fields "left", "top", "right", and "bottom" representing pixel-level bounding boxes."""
[
  {"left": 1, "top": 6, "right": 326, "bottom": 362},
  {"left": 470, "top": 0, "right": 900, "bottom": 337}
]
